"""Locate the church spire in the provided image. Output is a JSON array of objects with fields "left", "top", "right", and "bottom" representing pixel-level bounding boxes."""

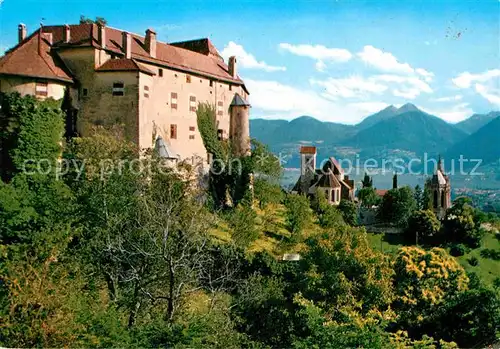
[{"left": 437, "top": 155, "right": 443, "bottom": 172}]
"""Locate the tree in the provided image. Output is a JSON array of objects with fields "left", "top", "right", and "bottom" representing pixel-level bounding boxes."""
[
  {"left": 414, "top": 184, "right": 423, "bottom": 210},
  {"left": 284, "top": 193, "right": 311, "bottom": 239},
  {"left": 393, "top": 247, "right": 469, "bottom": 332},
  {"left": 79, "top": 15, "right": 107, "bottom": 26},
  {"left": 422, "top": 179, "right": 433, "bottom": 210},
  {"left": 443, "top": 199, "right": 484, "bottom": 248},
  {"left": 378, "top": 186, "right": 417, "bottom": 228},
  {"left": 424, "top": 286, "right": 500, "bottom": 348},
  {"left": 357, "top": 187, "right": 381, "bottom": 208},
  {"left": 361, "top": 172, "right": 373, "bottom": 188},
  {"left": 405, "top": 209, "right": 441, "bottom": 245},
  {"left": 338, "top": 199, "right": 357, "bottom": 226}
]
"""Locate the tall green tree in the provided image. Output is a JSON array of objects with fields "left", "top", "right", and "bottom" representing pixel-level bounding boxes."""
[{"left": 378, "top": 186, "right": 417, "bottom": 228}]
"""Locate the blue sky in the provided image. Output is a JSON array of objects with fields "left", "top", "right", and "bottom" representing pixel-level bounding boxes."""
[{"left": 1, "top": 0, "right": 499, "bottom": 124}]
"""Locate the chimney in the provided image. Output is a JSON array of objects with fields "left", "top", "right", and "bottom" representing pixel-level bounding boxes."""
[
  {"left": 38, "top": 26, "right": 43, "bottom": 56},
  {"left": 98, "top": 23, "right": 106, "bottom": 49},
  {"left": 228, "top": 56, "right": 237, "bottom": 78},
  {"left": 122, "top": 31, "right": 131, "bottom": 59},
  {"left": 63, "top": 24, "right": 70, "bottom": 43},
  {"left": 18, "top": 23, "right": 26, "bottom": 43},
  {"left": 145, "top": 28, "right": 156, "bottom": 58}
]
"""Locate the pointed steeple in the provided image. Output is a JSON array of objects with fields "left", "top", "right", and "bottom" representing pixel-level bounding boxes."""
[{"left": 437, "top": 155, "right": 443, "bottom": 172}]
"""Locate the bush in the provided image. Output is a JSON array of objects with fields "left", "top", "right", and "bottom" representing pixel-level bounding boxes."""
[
  {"left": 318, "top": 205, "right": 344, "bottom": 229},
  {"left": 229, "top": 204, "right": 259, "bottom": 248},
  {"left": 338, "top": 199, "right": 358, "bottom": 226},
  {"left": 450, "top": 244, "right": 468, "bottom": 257},
  {"left": 467, "top": 256, "right": 479, "bottom": 266},
  {"left": 405, "top": 209, "right": 441, "bottom": 244},
  {"left": 480, "top": 248, "right": 500, "bottom": 261},
  {"left": 284, "top": 194, "right": 311, "bottom": 240}
]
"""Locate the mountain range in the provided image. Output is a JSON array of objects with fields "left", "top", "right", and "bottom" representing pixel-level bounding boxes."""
[{"left": 250, "top": 103, "right": 500, "bottom": 169}]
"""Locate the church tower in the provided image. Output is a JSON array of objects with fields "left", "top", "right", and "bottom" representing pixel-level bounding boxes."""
[{"left": 426, "top": 157, "right": 451, "bottom": 219}]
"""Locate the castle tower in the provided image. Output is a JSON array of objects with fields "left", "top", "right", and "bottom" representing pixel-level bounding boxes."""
[
  {"left": 426, "top": 157, "right": 451, "bottom": 219},
  {"left": 229, "top": 93, "right": 251, "bottom": 157}
]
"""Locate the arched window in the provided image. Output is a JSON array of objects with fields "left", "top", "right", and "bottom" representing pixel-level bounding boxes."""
[
  {"left": 433, "top": 190, "right": 438, "bottom": 209},
  {"left": 441, "top": 191, "right": 446, "bottom": 208}
]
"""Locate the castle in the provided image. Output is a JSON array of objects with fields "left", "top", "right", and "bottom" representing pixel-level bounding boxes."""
[
  {"left": 0, "top": 22, "right": 251, "bottom": 163},
  {"left": 292, "top": 146, "right": 355, "bottom": 205}
]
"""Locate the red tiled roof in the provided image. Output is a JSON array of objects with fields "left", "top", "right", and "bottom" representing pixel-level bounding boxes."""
[
  {"left": 0, "top": 32, "right": 73, "bottom": 83},
  {"left": 170, "top": 38, "right": 223, "bottom": 61},
  {"left": 96, "top": 58, "right": 155, "bottom": 75},
  {"left": 300, "top": 146, "right": 317, "bottom": 154},
  {"left": 39, "top": 24, "right": 245, "bottom": 86},
  {"left": 376, "top": 189, "right": 388, "bottom": 197}
]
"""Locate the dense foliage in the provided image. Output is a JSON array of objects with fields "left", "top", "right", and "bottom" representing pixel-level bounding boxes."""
[{"left": 0, "top": 93, "right": 499, "bottom": 348}]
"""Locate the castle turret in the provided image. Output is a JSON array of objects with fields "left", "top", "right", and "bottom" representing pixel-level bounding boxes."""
[{"left": 229, "top": 93, "right": 250, "bottom": 157}]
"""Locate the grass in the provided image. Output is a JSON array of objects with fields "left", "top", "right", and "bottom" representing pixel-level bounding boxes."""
[
  {"left": 209, "top": 202, "right": 324, "bottom": 258},
  {"left": 365, "top": 229, "right": 500, "bottom": 288},
  {"left": 456, "top": 231, "right": 500, "bottom": 287}
]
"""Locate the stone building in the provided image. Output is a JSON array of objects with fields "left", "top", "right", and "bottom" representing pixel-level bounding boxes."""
[
  {"left": 292, "top": 146, "right": 355, "bottom": 205},
  {"left": 426, "top": 158, "right": 451, "bottom": 219},
  {"left": 0, "top": 22, "right": 250, "bottom": 164}
]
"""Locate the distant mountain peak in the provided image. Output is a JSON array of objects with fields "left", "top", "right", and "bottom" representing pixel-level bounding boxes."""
[{"left": 398, "top": 103, "right": 420, "bottom": 113}]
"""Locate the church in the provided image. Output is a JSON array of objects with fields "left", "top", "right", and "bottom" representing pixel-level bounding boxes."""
[
  {"left": 291, "top": 146, "right": 355, "bottom": 205},
  {"left": 426, "top": 157, "right": 452, "bottom": 219}
]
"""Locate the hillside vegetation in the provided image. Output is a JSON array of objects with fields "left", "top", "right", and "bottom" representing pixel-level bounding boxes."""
[{"left": 0, "top": 93, "right": 499, "bottom": 348}]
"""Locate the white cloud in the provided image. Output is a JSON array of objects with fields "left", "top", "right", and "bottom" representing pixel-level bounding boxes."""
[
  {"left": 475, "top": 83, "right": 500, "bottom": 106},
  {"left": 432, "top": 95, "right": 463, "bottom": 102},
  {"left": 221, "top": 41, "right": 286, "bottom": 72},
  {"left": 245, "top": 78, "right": 389, "bottom": 124},
  {"left": 421, "top": 103, "right": 473, "bottom": 123},
  {"left": 393, "top": 88, "right": 422, "bottom": 100},
  {"left": 279, "top": 43, "right": 352, "bottom": 71},
  {"left": 452, "top": 69, "right": 500, "bottom": 88},
  {"left": 310, "top": 76, "right": 387, "bottom": 99},
  {"left": 452, "top": 69, "right": 500, "bottom": 106},
  {"left": 357, "top": 45, "right": 434, "bottom": 83},
  {"left": 308, "top": 74, "right": 432, "bottom": 101},
  {"left": 357, "top": 45, "right": 414, "bottom": 74}
]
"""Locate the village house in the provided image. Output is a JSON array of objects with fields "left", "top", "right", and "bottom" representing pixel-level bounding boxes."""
[
  {"left": 0, "top": 22, "right": 251, "bottom": 164},
  {"left": 292, "top": 146, "right": 355, "bottom": 205}
]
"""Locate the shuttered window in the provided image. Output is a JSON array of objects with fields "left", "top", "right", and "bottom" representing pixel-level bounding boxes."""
[
  {"left": 35, "top": 82, "right": 48, "bottom": 97},
  {"left": 112, "top": 82, "right": 124, "bottom": 96},
  {"left": 217, "top": 100, "right": 223, "bottom": 116},
  {"left": 170, "top": 124, "right": 177, "bottom": 139},
  {"left": 189, "top": 95, "right": 196, "bottom": 112},
  {"left": 171, "top": 92, "right": 178, "bottom": 109}
]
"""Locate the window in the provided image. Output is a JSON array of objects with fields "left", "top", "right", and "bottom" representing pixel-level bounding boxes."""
[
  {"left": 82, "top": 88, "right": 88, "bottom": 97},
  {"left": 170, "top": 124, "right": 177, "bottom": 139},
  {"left": 159, "top": 68, "right": 163, "bottom": 77},
  {"left": 209, "top": 80, "right": 214, "bottom": 87},
  {"left": 186, "top": 75, "right": 191, "bottom": 83},
  {"left": 189, "top": 126, "right": 195, "bottom": 131},
  {"left": 144, "top": 85, "right": 149, "bottom": 98},
  {"left": 170, "top": 92, "right": 178, "bottom": 109},
  {"left": 217, "top": 101, "right": 223, "bottom": 116},
  {"left": 189, "top": 95, "right": 196, "bottom": 112},
  {"left": 331, "top": 189, "right": 335, "bottom": 202},
  {"left": 229, "top": 84, "right": 232, "bottom": 91},
  {"left": 35, "top": 82, "right": 48, "bottom": 97},
  {"left": 189, "top": 135, "right": 195, "bottom": 140},
  {"left": 217, "top": 129, "right": 223, "bottom": 141},
  {"left": 112, "top": 82, "right": 124, "bottom": 96}
]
